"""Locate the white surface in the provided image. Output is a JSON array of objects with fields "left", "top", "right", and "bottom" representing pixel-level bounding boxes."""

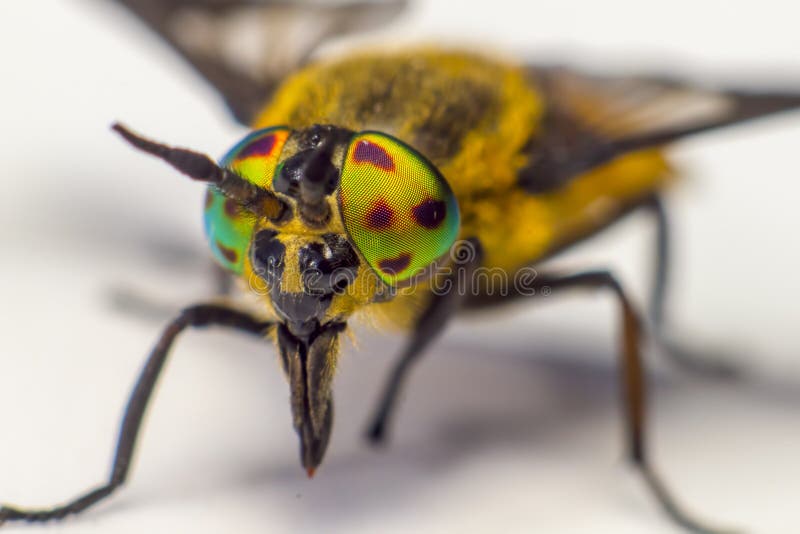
[{"left": 1, "top": 1, "right": 800, "bottom": 533}]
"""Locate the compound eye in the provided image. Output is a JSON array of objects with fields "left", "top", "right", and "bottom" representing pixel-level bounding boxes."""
[
  {"left": 221, "top": 126, "right": 290, "bottom": 187},
  {"left": 337, "top": 131, "right": 460, "bottom": 285},
  {"left": 204, "top": 127, "right": 290, "bottom": 274}
]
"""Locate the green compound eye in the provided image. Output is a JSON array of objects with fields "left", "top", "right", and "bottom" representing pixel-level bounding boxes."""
[
  {"left": 338, "top": 131, "right": 460, "bottom": 285},
  {"left": 222, "top": 126, "right": 290, "bottom": 187},
  {"left": 204, "top": 126, "right": 290, "bottom": 273}
]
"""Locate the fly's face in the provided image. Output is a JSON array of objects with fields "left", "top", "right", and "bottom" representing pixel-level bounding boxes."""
[
  {"left": 206, "top": 123, "right": 462, "bottom": 307},
  {"left": 249, "top": 229, "right": 360, "bottom": 336},
  {"left": 216, "top": 125, "right": 375, "bottom": 327},
  {"left": 249, "top": 226, "right": 360, "bottom": 471},
  {"left": 201, "top": 123, "right": 461, "bottom": 471},
  {"left": 118, "top": 122, "right": 460, "bottom": 473}
]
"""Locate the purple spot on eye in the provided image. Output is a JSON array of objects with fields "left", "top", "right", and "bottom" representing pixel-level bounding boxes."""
[
  {"left": 204, "top": 190, "right": 214, "bottom": 210},
  {"left": 412, "top": 199, "right": 446, "bottom": 229},
  {"left": 216, "top": 241, "right": 238, "bottom": 263},
  {"left": 378, "top": 253, "right": 411, "bottom": 275},
  {"left": 224, "top": 198, "right": 240, "bottom": 217},
  {"left": 366, "top": 199, "right": 395, "bottom": 230},
  {"left": 237, "top": 134, "right": 277, "bottom": 159},
  {"left": 353, "top": 140, "right": 395, "bottom": 171}
]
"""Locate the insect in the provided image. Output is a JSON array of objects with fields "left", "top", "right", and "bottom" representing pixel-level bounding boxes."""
[{"left": 1, "top": 1, "right": 798, "bottom": 532}]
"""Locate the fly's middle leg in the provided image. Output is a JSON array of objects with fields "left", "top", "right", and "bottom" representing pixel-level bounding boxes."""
[{"left": 645, "top": 194, "right": 741, "bottom": 378}]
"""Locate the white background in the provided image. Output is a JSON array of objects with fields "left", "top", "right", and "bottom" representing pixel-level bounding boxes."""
[{"left": 1, "top": 1, "right": 799, "bottom": 533}]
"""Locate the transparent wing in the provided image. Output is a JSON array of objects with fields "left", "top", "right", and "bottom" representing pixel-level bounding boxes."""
[
  {"left": 113, "top": 0, "right": 408, "bottom": 124},
  {"left": 521, "top": 66, "right": 800, "bottom": 192}
]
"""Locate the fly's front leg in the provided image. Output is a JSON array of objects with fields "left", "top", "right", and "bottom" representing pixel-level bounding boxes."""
[
  {"left": 108, "top": 261, "right": 237, "bottom": 325},
  {"left": 366, "top": 238, "right": 483, "bottom": 443},
  {"left": 644, "top": 195, "right": 739, "bottom": 377},
  {"left": 534, "top": 270, "right": 735, "bottom": 534},
  {"left": 0, "top": 304, "right": 273, "bottom": 525}
]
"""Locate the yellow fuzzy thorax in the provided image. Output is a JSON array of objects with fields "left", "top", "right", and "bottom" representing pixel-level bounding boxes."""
[
  {"left": 254, "top": 47, "right": 542, "bottom": 172},
  {"left": 249, "top": 47, "right": 672, "bottom": 329}
]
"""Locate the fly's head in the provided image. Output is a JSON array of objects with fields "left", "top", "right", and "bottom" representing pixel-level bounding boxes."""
[{"left": 117, "top": 122, "right": 460, "bottom": 475}]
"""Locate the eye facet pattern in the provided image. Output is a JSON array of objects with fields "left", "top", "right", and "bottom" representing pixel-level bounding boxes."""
[
  {"left": 204, "top": 188, "right": 255, "bottom": 273},
  {"left": 203, "top": 127, "right": 290, "bottom": 273},
  {"left": 222, "top": 126, "right": 290, "bottom": 188},
  {"left": 338, "top": 131, "right": 460, "bottom": 285}
]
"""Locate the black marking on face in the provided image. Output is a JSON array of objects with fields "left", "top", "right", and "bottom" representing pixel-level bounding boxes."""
[
  {"left": 250, "top": 229, "right": 284, "bottom": 285},
  {"left": 300, "top": 235, "right": 360, "bottom": 295},
  {"left": 274, "top": 149, "right": 339, "bottom": 197},
  {"left": 273, "top": 125, "right": 352, "bottom": 198},
  {"left": 251, "top": 231, "right": 358, "bottom": 334},
  {"left": 272, "top": 125, "right": 355, "bottom": 226}
]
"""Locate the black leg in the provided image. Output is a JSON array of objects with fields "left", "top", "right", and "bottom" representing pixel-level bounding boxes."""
[
  {"left": 107, "top": 261, "right": 238, "bottom": 326},
  {"left": 0, "top": 304, "right": 272, "bottom": 525},
  {"left": 366, "top": 239, "right": 483, "bottom": 443},
  {"left": 644, "top": 195, "right": 739, "bottom": 377},
  {"left": 533, "top": 270, "right": 734, "bottom": 534},
  {"left": 644, "top": 194, "right": 669, "bottom": 328}
]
